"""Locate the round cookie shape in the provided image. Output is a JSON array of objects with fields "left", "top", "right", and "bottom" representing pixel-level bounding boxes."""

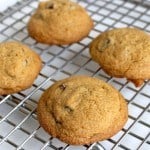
[
  {"left": 27, "top": 0, "right": 93, "bottom": 45},
  {"left": 0, "top": 41, "right": 42, "bottom": 95},
  {"left": 37, "top": 76, "right": 128, "bottom": 145},
  {"left": 90, "top": 28, "right": 150, "bottom": 87}
]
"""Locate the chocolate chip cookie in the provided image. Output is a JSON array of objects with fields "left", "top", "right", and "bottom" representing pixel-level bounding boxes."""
[
  {"left": 28, "top": 0, "right": 93, "bottom": 45},
  {"left": 90, "top": 28, "right": 150, "bottom": 87},
  {"left": 37, "top": 75, "right": 128, "bottom": 145},
  {"left": 0, "top": 41, "right": 42, "bottom": 95}
]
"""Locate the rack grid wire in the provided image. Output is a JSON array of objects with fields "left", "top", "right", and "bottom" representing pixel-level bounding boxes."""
[{"left": 0, "top": 0, "right": 150, "bottom": 150}]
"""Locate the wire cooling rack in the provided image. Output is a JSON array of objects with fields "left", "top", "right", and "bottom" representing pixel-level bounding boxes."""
[{"left": 0, "top": 0, "right": 150, "bottom": 150}]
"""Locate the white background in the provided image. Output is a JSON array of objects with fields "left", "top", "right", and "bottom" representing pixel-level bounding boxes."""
[{"left": 0, "top": 0, "right": 18, "bottom": 12}]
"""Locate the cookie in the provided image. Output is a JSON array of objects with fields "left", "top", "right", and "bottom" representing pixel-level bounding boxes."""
[
  {"left": 37, "top": 75, "right": 128, "bottom": 145},
  {"left": 90, "top": 27, "right": 150, "bottom": 87},
  {"left": 27, "top": 0, "right": 93, "bottom": 45},
  {"left": 0, "top": 41, "right": 42, "bottom": 95}
]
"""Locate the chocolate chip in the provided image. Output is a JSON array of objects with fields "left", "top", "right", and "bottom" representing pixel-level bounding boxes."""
[
  {"left": 51, "top": 112, "right": 62, "bottom": 125},
  {"left": 46, "top": 2, "right": 54, "bottom": 9},
  {"left": 98, "top": 38, "right": 110, "bottom": 52},
  {"left": 59, "top": 84, "right": 66, "bottom": 90},
  {"left": 64, "top": 106, "right": 73, "bottom": 113},
  {"left": 56, "top": 120, "right": 62, "bottom": 124}
]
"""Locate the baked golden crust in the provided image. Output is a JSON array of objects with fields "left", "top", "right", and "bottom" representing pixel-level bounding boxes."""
[
  {"left": 90, "top": 27, "right": 150, "bottom": 87},
  {"left": 28, "top": 0, "right": 93, "bottom": 45},
  {"left": 0, "top": 41, "right": 42, "bottom": 95},
  {"left": 37, "top": 75, "right": 128, "bottom": 145}
]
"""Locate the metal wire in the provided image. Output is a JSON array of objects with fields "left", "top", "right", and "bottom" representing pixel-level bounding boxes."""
[{"left": 0, "top": 0, "right": 150, "bottom": 150}]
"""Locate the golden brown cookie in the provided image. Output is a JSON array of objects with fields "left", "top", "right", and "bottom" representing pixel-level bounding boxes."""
[
  {"left": 0, "top": 41, "right": 42, "bottom": 95},
  {"left": 90, "top": 28, "right": 150, "bottom": 87},
  {"left": 27, "top": 0, "right": 93, "bottom": 45},
  {"left": 37, "top": 75, "right": 128, "bottom": 145}
]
